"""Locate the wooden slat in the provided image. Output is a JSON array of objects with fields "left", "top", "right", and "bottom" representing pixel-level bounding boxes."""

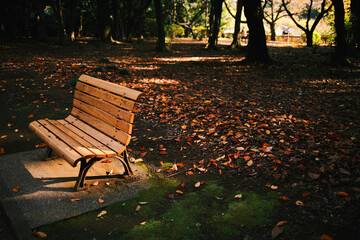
[
  {"left": 49, "top": 120, "right": 107, "bottom": 158},
  {"left": 79, "top": 74, "right": 143, "bottom": 101},
  {"left": 74, "top": 91, "right": 134, "bottom": 123},
  {"left": 29, "top": 121, "right": 83, "bottom": 167},
  {"left": 71, "top": 108, "right": 131, "bottom": 145},
  {"left": 73, "top": 99, "right": 132, "bottom": 134},
  {"left": 38, "top": 120, "right": 96, "bottom": 158},
  {"left": 65, "top": 115, "right": 127, "bottom": 153},
  {"left": 76, "top": 82, "right": 136, "bottom": 111},
  {"left": 57, "top": 120, "right": 117, "bottom": 158}
]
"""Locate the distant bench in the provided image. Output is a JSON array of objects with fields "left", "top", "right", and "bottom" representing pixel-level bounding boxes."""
[{"left": 29, "top": 74, "right": 143, "bottom": 190}]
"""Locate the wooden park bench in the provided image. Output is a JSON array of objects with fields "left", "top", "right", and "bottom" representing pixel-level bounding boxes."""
[{"left": 29, "top": 74, "right": 143, "bottom": 190}]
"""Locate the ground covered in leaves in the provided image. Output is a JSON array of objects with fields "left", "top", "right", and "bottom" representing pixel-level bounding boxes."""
[{"left": 0, "top": 38, "right": 359, "bottom": 239}]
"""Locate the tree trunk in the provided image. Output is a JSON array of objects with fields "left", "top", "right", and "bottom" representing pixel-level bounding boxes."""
[
  {"left": 332, "top": 0, "right": 347, "bottom": 63},
  {"left": 306, "top": 30, "right": 313, "bottom": 47},
  {"left": 230, "top": 0, "right": 243, "bottom": 48},
  {"left": 112, "top": 0, "right": 122, "bottom": 41},
  {"left": 125, "top": 0, "right": 133, "bottom": 41},
  {"left": 270, "top": 22, "right": 275, "bottom": 41},
  {"left": 154, "top": 0, "right": 166, "bottom": 51},
  {"left": 33, "top": 0, "right": 48, "bottom": 42},
  {"left": 97, "top": 0, "right": 111, "bottom": 42},
  {"left": 207, "top": 0, "right": 224, "bottom": 49},
  {"left": 243, "top": 0, "right": 269, "bottom": 62},
  {"left": 68, "top": 0, "right": 77, "bottom": 41},
  {"left": 54, "top": 0, "right": 66, "bottom": 45},
  {"left": 351, "top": 0, "right": 360, "bottom": 51}
]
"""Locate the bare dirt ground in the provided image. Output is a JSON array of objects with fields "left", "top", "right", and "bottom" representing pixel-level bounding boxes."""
[{"left": 0, "top": 38, "right": 359, "bottom": 239}]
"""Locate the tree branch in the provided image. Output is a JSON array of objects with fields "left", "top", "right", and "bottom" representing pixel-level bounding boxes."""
[
  {"left": 282, "top": 0, "right": 307, "bottom": 32},
  {"left": 224, "top": 0, "right": 236, "bottom": 18}
]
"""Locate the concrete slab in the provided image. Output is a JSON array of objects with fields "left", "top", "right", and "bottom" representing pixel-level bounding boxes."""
[{"left": 0, "top": 149, "right": 150, "bottom": 240}]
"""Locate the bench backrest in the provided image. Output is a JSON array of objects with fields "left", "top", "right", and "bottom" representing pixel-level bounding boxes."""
[{"left": 69, "top": 74, "right": 143, "bottom": 146}]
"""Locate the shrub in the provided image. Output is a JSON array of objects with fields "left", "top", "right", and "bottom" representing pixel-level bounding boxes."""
[
  {"left": 194, "top": 26, "right": 207, "bottom": 40},
  {"left": 165, "top": 24, "right": 184, "bottom": 39},
  {"left": 300, "top": 31, "right": 322, "bottom": 44}
]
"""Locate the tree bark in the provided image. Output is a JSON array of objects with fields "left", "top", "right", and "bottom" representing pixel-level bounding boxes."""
[
  {"left": 54, "top": 0, "right": 66, "bottom": 45},
  {"left": 230, "top": 0, "right": 243, "bottom": 48},
  {"left": 243, "top": 0, "right": 270, "bottom": 62},
  {"left": 332, "top": 0, "right": 347, "bottom": 63},
  {"left": 154, "top": 0, "right": 166, "bottom": 51},
  {"left": 351, "top": 0, "right": 360, "bottom": 51},
  {"left": 207, "top": 0, "right": 224, "bottom": 49},
  {"left": 97, "top": 0, "right": 111, "bottom": 42}
]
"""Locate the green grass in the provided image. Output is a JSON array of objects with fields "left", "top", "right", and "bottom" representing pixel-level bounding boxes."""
[{"left": 38, "top": 177, "right": 280, "bottom": 240}]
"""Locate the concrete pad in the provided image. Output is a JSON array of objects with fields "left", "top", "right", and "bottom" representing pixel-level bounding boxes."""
[{"left": 0, "top": 149, "right": 150, "bottom": 240}]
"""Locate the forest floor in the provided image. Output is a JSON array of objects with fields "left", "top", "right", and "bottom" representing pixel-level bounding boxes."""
[{"left": 0, "top": 38, "right": 359, "bottom": 240}]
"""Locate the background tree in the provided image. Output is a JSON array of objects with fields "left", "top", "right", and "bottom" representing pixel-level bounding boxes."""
[
  {"left": 351, "top": 0, "right": 359, "bottom": 51},
  {"left": 154, "top": 0, "right": 166, "bottom": 51},
  {"left": 282, "top": 0, "right": 333, "bottom": 47},
  {"left": 243, "top": 0, "right": 270, "bottom": 62},
  {"left": 224, "top": 0, "right": 244, "bottom": 48},
  {"left": 207, "top": 0, "right": 224, "bottom": 49},
  {"left": 263, "top": 0, "right": 286, "bottom": 41},
  {"left": 332, "top": 0, "right": 347, "bottom": 63},
  {"left": 97, "top": 0, "right": 111, "bottom": 42},
  {"left": 53, "top": 0, "right": 66, "bottom": 45}
]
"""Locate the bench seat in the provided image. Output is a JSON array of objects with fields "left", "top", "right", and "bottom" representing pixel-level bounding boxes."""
[{"left": 29, "top": 74, "right": 143, "bottom": 190}]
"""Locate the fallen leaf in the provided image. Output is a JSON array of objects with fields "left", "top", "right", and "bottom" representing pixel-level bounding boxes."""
[
  {"left": 187, "top": 171, "right": 194, "bottom": 175},
  {"left": 176, "top": 190, "right": 184, "bottom": 194},
  {"left": 1, "top": 135, "right": 7, "bottom": 139},
  {"left": 296, "top": 200, "right": 304, "bottom": 206},
  {"left": 271, "top": 226, "right": 283, "bottom": 239},
  {"left": 180, "top": 182, "right": 185, "bottom": 188},
  {"left": 176, "top": 162, "right": 185, "bottom": 167},
  {"left": 140, "top": 152, "right": 147, "bottom": 157},
  {"left": 235, "top": 194, "right": 243, "bottom": 199},
  {"left": 247, "top": 160, "right": 253, "bottom": 166},
  {"left": 270, "top": 185, "right": 278, "bottom": 190},
  {"left": 308, "top": 172, "right": 320, "bottom": 179},
  {"left": 194, "top": 182, "right": 201, "bottom": 188},
  {"left": 92, "top": 181, "right": 99, "bottom": 186},
  {"left": 102, "top": 159, "right": 112, "bottom": 163},
  {"left": 98, "top": 198, "right": 105, "bottom": 204},
  {"left": 139, "top": 202, "right": 148, "bottom": 205},
  {"left": 70, "top": 198, "right": 80, "bottom": 202},
  {"left": 35, "top": 143, "right": 47, "bottom": 148},
  {"left": 135, "top": 205, "right": 141, "bottom": 211},
  {"left": 244, "top": 156, "right": 251, "bottom": 161},
  {"left": 0, "top": 148, "right": 4, "bottom": 155},
  {"left": 167, "top": 193, "right": 175, "bottom": 199},
  {"left": 321, "top": 234, "right": 334, "bottom": 240},
  {"left": 336, "top": 191, "right": 350, "bottom": 197},
  {"left": 97, "top": 210, "right": 107, "bottom": 217},
  {"left": 276, "top": 221, "right": 288, "bottom": 226},
  {"left": 28, "top": 114, "right": 34, "bottom": 118},
  {"left": 159, "top": 151, "right": 168, "bottom": 155},
  {"left": 302, "top": 191, "right": 311, "bottom": 197},
  {"left": 12, "top": 186, "right": 19, "bottom": 192},
  {"left": 279, "top": 196, "right": 291, "bottom": 201},
  {"left": 181, "top": 125, "right": 187, "bottom": 130},
  {"left": 33, "top": 230, "right": 47, "bottom": 238}
]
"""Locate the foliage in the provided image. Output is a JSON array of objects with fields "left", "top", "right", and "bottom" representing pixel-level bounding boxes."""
[
  {"left": 300, "top": 31, "right": 322, "bottom": 44},
  {"left": 194, "top": 26, "right": 207, "bottom": 39},
  {"left": 165, "top": 24, "right": 185, "bottom": 39}
]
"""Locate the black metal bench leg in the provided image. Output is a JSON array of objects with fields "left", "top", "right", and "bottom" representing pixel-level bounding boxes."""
[
  {"left": 74, "top": 158, "right": 99, "bottom": 191},
  {"left": 115, "top": 149, "right": 133, "bottom": 176},
  {"left": 46, "top": 147, "right": 53, "bottom": 159}
]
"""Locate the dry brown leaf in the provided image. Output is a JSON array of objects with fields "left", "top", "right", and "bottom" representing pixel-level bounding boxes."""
[
  {"left": 321, "top": 234, "right": 334, "bottom": 240},
  {"left": 194, "top": 182, "right": 201, "bottom": 188},
  {"left": 234, "top": 194, "right": 243, "bottom": 199},
  {"left": 271, "top": 226, "right": 283, "bottom": 239},
  {"left": 135, "top": 205, "right": 141, "bottom": 211},
  {"left": 70, "top": 198, "right": 80, "bottom": 202},
  {"left": 296, "top": 200, "right": 304, "bottom": 206},
  {"left": 98, "top": 198, "right": 105, "bottom": 204},
  {"left": 276, "top": 221, "right": 288, "bottom": 226},
  {"left": 247, "top": 160, "right": 253, "bottom": 166},
  {"left": 336, "top": 191, "right": 350, "bottom": 197},
  {"left": 12, "top": 186, "right": 19, "bottom": 192}
]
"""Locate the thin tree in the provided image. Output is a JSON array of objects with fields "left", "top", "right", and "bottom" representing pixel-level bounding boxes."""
[
  {"left": 54, "top": 0, "right": 66, "bottom": 45},
  {"left": 282, "top": 0, "right": 333, "bottom": 47},
  {"left": 207, "top": 0, "right": 224, "bottom": 49},
  {"left": 243, "top": 0, "right": 270, "bottom": 62},
  {"left": 97, "top": 0, "right": 112, "bottom": 42},
  {"left": 154, "top": 0, "right": 166, "bottom": 51},
  {"left": 263, "top": 0, "right": 286, "bottom": 41},
  {"left": 224, "top": 0, "right": 244, "bottom": 48}
]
